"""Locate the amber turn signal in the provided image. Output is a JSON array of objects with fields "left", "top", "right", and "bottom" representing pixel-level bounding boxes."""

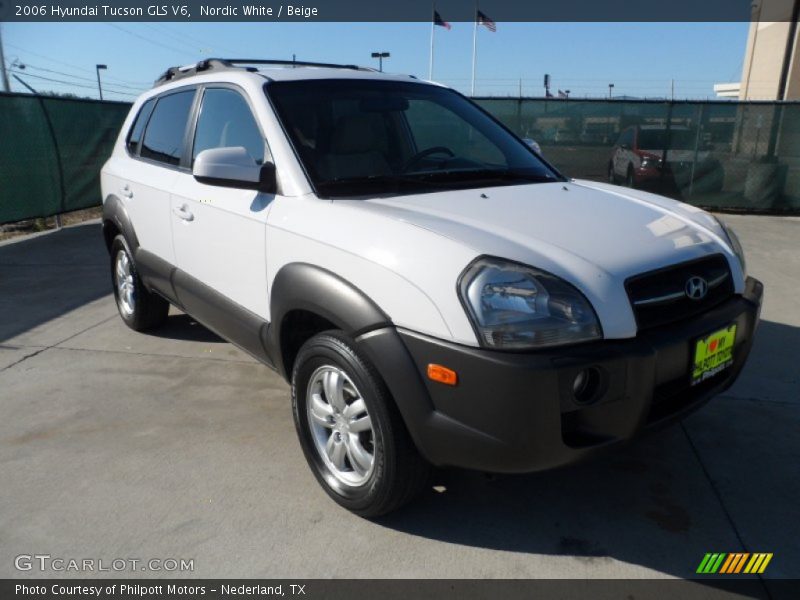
[{"left": 427, "top": 363, "right": 458, "bottom": 386}]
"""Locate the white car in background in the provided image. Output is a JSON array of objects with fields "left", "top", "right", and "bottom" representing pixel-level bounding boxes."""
[{"left": 101, "top": 59, "right": 762, "bottom": 516}]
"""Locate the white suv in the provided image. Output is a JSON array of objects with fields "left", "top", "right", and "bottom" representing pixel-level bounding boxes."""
[{"left": 101, "top": 59, "right": 762, "bottom": 516}]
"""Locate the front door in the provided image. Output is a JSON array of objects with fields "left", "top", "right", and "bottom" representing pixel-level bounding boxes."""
[{"left": 169, "top": 86, "right": 275, "bottom": 344}]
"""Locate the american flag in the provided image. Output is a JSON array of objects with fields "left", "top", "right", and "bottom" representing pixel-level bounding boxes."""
[
  {"left": 477, "top": 10, "right": 496, "bottom": 32},
  {"left": 434, "top": 10, "right": 451, "bottom": 30}
]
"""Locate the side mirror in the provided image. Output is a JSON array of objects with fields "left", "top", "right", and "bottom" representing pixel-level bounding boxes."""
[{"left": 193, "top": 147, "right": 276, "bottom": 194}]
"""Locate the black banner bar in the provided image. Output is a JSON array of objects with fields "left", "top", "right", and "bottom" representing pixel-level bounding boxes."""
[
  {"left": 3, "top": 579, "right": 800, "bottom": 600},
  {"left": 0, "top": 0, "right": 783, "bottom": 23}
]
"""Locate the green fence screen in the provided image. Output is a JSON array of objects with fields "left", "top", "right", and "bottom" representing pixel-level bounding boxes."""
[
  {"left": 2, "top": 93, "right": 799, "bottom": 224},
  {"left": 0, "top": 93, "right": 130, "bottom": 224}
]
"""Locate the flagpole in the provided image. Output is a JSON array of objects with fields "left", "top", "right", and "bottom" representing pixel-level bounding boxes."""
[
  {"left": 471, "top": 1, "right": 478, "bottom": 96},
  {"left": 429, "top": 4, "right": 435, "bottom": 80}
]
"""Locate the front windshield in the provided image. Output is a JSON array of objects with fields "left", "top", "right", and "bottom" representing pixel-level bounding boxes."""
[{"left": 266, "top": 79, "right": 562, "bottom": 197}]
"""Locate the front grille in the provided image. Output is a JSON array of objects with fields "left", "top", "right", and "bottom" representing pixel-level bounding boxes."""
[{"left": 626, "top": 254, "right": 734, "bottom": 330}]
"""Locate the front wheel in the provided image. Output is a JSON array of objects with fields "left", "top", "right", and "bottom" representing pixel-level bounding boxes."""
[{"left": 291, "top": 331, "right": 430, "bottom": 517}]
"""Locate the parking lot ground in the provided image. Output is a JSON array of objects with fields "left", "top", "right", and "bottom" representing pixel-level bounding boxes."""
[{"left": 0, "top": 216, "right": 797, "bottom": 588}]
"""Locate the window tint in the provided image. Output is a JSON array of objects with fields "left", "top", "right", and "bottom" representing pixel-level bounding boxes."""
[
  {"left": 126, "top": 98, "right": 155, "bottom": 155},
  {"left": 405, "top": 99, "right": 505, "bottom": 166},
  {"left": 617, "top": 129, "right": 634, "bottom": 147},
  {"left": 140, "top": 90, "right": 195, "bottom": 166},
  {"left": 193, "top": 88, "right": 265, "bottom": 164},
  {"left": 268, "top": 80, "right": 558, "bottom": 197}
]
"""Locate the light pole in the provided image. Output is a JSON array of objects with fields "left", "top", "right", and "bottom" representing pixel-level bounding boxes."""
[
  {"left": 96, "top": 64, "right": 107, "bottom": 100},
  {"left": 370, "top": 52, "right": 390, "bottom": 72},
  {"left": 608, "top": 83, "right": 615, "bottom": 99}
]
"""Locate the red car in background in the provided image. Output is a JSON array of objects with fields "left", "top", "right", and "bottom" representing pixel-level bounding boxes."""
[{"left": 608, "top": 125, "right": 724, "bottom": 193}]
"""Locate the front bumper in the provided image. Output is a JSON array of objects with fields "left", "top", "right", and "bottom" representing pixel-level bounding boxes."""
[{"left": 358, "top": 277, "right": 763, "bottom": 473}]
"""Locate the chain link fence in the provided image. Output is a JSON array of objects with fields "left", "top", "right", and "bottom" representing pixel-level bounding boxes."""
[
  {"left": 0, "top": 92, "right": 130, "bottom": 225},
  {"left": 475, "top": 97, "right": 800, "bottom": 213},
  {"left": 2, "top": 93, "right": 799, "bottom": 225}
]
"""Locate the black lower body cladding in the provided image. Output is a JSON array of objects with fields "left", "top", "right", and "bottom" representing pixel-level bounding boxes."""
[{"left": 357, "top": 277, "right": 763, "bottom": 473}]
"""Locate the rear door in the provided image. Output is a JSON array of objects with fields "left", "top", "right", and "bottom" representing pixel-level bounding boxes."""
[
  {"left": 169, "top": 85, "right": 273, "bottom": 328},
  {"left": 124, "top": 89, "right": 197, "bottom": 266}
]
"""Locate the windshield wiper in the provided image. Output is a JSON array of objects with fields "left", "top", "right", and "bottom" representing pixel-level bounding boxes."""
[
  {"left": 317, "top": 173, "right": 447, "bottom": 195},
  {"left": 317, "top": 169, "right": 558, "bottom": 198},
  {"left": 412, "top": 168, "right": 558, "bottom": 184}
]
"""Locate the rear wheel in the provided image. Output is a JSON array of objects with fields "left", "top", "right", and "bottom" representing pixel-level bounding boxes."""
[
  {"left": 110, "top": 235, "right": 169, "bottom": 331},
  {"left": 291, "top": 331, "right": 430, "bottom": 517}
]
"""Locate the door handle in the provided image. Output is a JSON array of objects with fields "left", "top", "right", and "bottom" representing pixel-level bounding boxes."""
[
  {"left": 172, "top": 205, "right": 194, "bottom": 222},
  {"left": 121, "top": 185, "right": 133, "bottom": 199}
]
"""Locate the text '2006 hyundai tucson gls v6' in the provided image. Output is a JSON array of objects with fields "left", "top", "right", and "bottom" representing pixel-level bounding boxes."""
[{"left": 101, "top": 59, "right": 762, "bottom": 516}]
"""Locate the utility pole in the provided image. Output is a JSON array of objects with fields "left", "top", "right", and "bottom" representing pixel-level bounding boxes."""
[
  {"left": 0, "top": 24, "right": 11, "bottom": 92},
  {"left": 96, "top": 64, "right": 107, "bottom": 100},
  {"left": 608, "top": 83, "right": 615, "bottom": 99}
]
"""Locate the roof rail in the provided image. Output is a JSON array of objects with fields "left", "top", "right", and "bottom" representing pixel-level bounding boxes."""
[{"left": 154, "top": 58, "right": 373, "bottom": 87}]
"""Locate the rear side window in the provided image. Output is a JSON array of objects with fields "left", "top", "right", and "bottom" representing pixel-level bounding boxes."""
[
  {"left": 126, "top": 98, "right": 155, "bottom": 155},
  {"left": 192, "top": 88, "right": 265, "bottom": 164},
  {"left": 140, "top": 90, "right": 195, "bottom": 166}
]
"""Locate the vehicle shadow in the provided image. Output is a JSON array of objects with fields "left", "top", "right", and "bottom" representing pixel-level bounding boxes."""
[
  {"left": 376, "top": 320, "right": 799, "bottom": 588},
  {"left": 151, "top": 313, "right": 225, "bottom": 344},
  {"left": 0, "top": 223, "right": 110, "bottom": 344}
]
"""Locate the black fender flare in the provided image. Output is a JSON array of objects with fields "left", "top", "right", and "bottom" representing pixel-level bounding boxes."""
[
  {"left": 268, "top": 263, "right": 445, "bottom": 462},
  {"left": 268, "top": 262, "right": 391, "bottom": 378},
  {"left": 102, "top": 194, "right": 139, "bottom": 253}
]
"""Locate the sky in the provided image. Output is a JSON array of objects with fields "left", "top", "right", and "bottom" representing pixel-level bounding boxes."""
[{"left": 2, "top": 21, "right": 750, "bottom": 101}]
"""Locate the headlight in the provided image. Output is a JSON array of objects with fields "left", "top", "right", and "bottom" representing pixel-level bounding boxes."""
[
  {"left": 714, "top": 216, "right": 746, "bottom": 275},
  {"left": 459, "top": 258, "right": 602, "bottom": 349}
]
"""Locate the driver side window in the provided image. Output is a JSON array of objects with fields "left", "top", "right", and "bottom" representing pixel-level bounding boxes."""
[{"left": 192, "top": 88, "right": 266, "bottom": 165}]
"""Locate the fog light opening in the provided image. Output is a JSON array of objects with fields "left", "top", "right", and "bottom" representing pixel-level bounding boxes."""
[{"left": 572, "top": 367, "right": 600, "bottom": 404}]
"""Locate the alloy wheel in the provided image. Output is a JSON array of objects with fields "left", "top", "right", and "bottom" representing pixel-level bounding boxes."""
[
  {"left": 114, "top": 250, "right": 136, "bottom": 317},
  {"left": 306, "top": 365, "right": 375, "bottom": 487}
]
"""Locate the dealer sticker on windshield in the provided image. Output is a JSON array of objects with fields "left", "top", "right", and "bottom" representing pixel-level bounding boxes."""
[{"left": 691, "top": 324, "right": 737, "bottom": 386}]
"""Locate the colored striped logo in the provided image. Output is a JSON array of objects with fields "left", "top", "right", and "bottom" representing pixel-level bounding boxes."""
[{"left": 697, "top": 553, "right": 773, "bottom": 574}]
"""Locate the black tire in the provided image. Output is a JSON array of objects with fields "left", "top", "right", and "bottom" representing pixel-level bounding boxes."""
[
  {"left": 110, "top": 235, "right": 169, "bottom": 332},
  {"left": 626, "top": 164, "right": 636, "bottom": 188},
  {"left": 291, "top": 331, "right": 431, "bottom": 517}
]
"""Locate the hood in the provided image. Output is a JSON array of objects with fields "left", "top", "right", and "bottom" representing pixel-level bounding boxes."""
[{"left": 354, "top": 180, "right": 734, "bottom": 282}]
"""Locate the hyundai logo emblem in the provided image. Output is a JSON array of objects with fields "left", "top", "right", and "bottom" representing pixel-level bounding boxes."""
[{"left": 685, "top": 276, "right": 708, "bottom": 300}]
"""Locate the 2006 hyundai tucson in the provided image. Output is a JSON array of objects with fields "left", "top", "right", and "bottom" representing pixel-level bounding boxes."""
[{"left": 101, "top": 59, "right": 762, "bottom": 516}]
